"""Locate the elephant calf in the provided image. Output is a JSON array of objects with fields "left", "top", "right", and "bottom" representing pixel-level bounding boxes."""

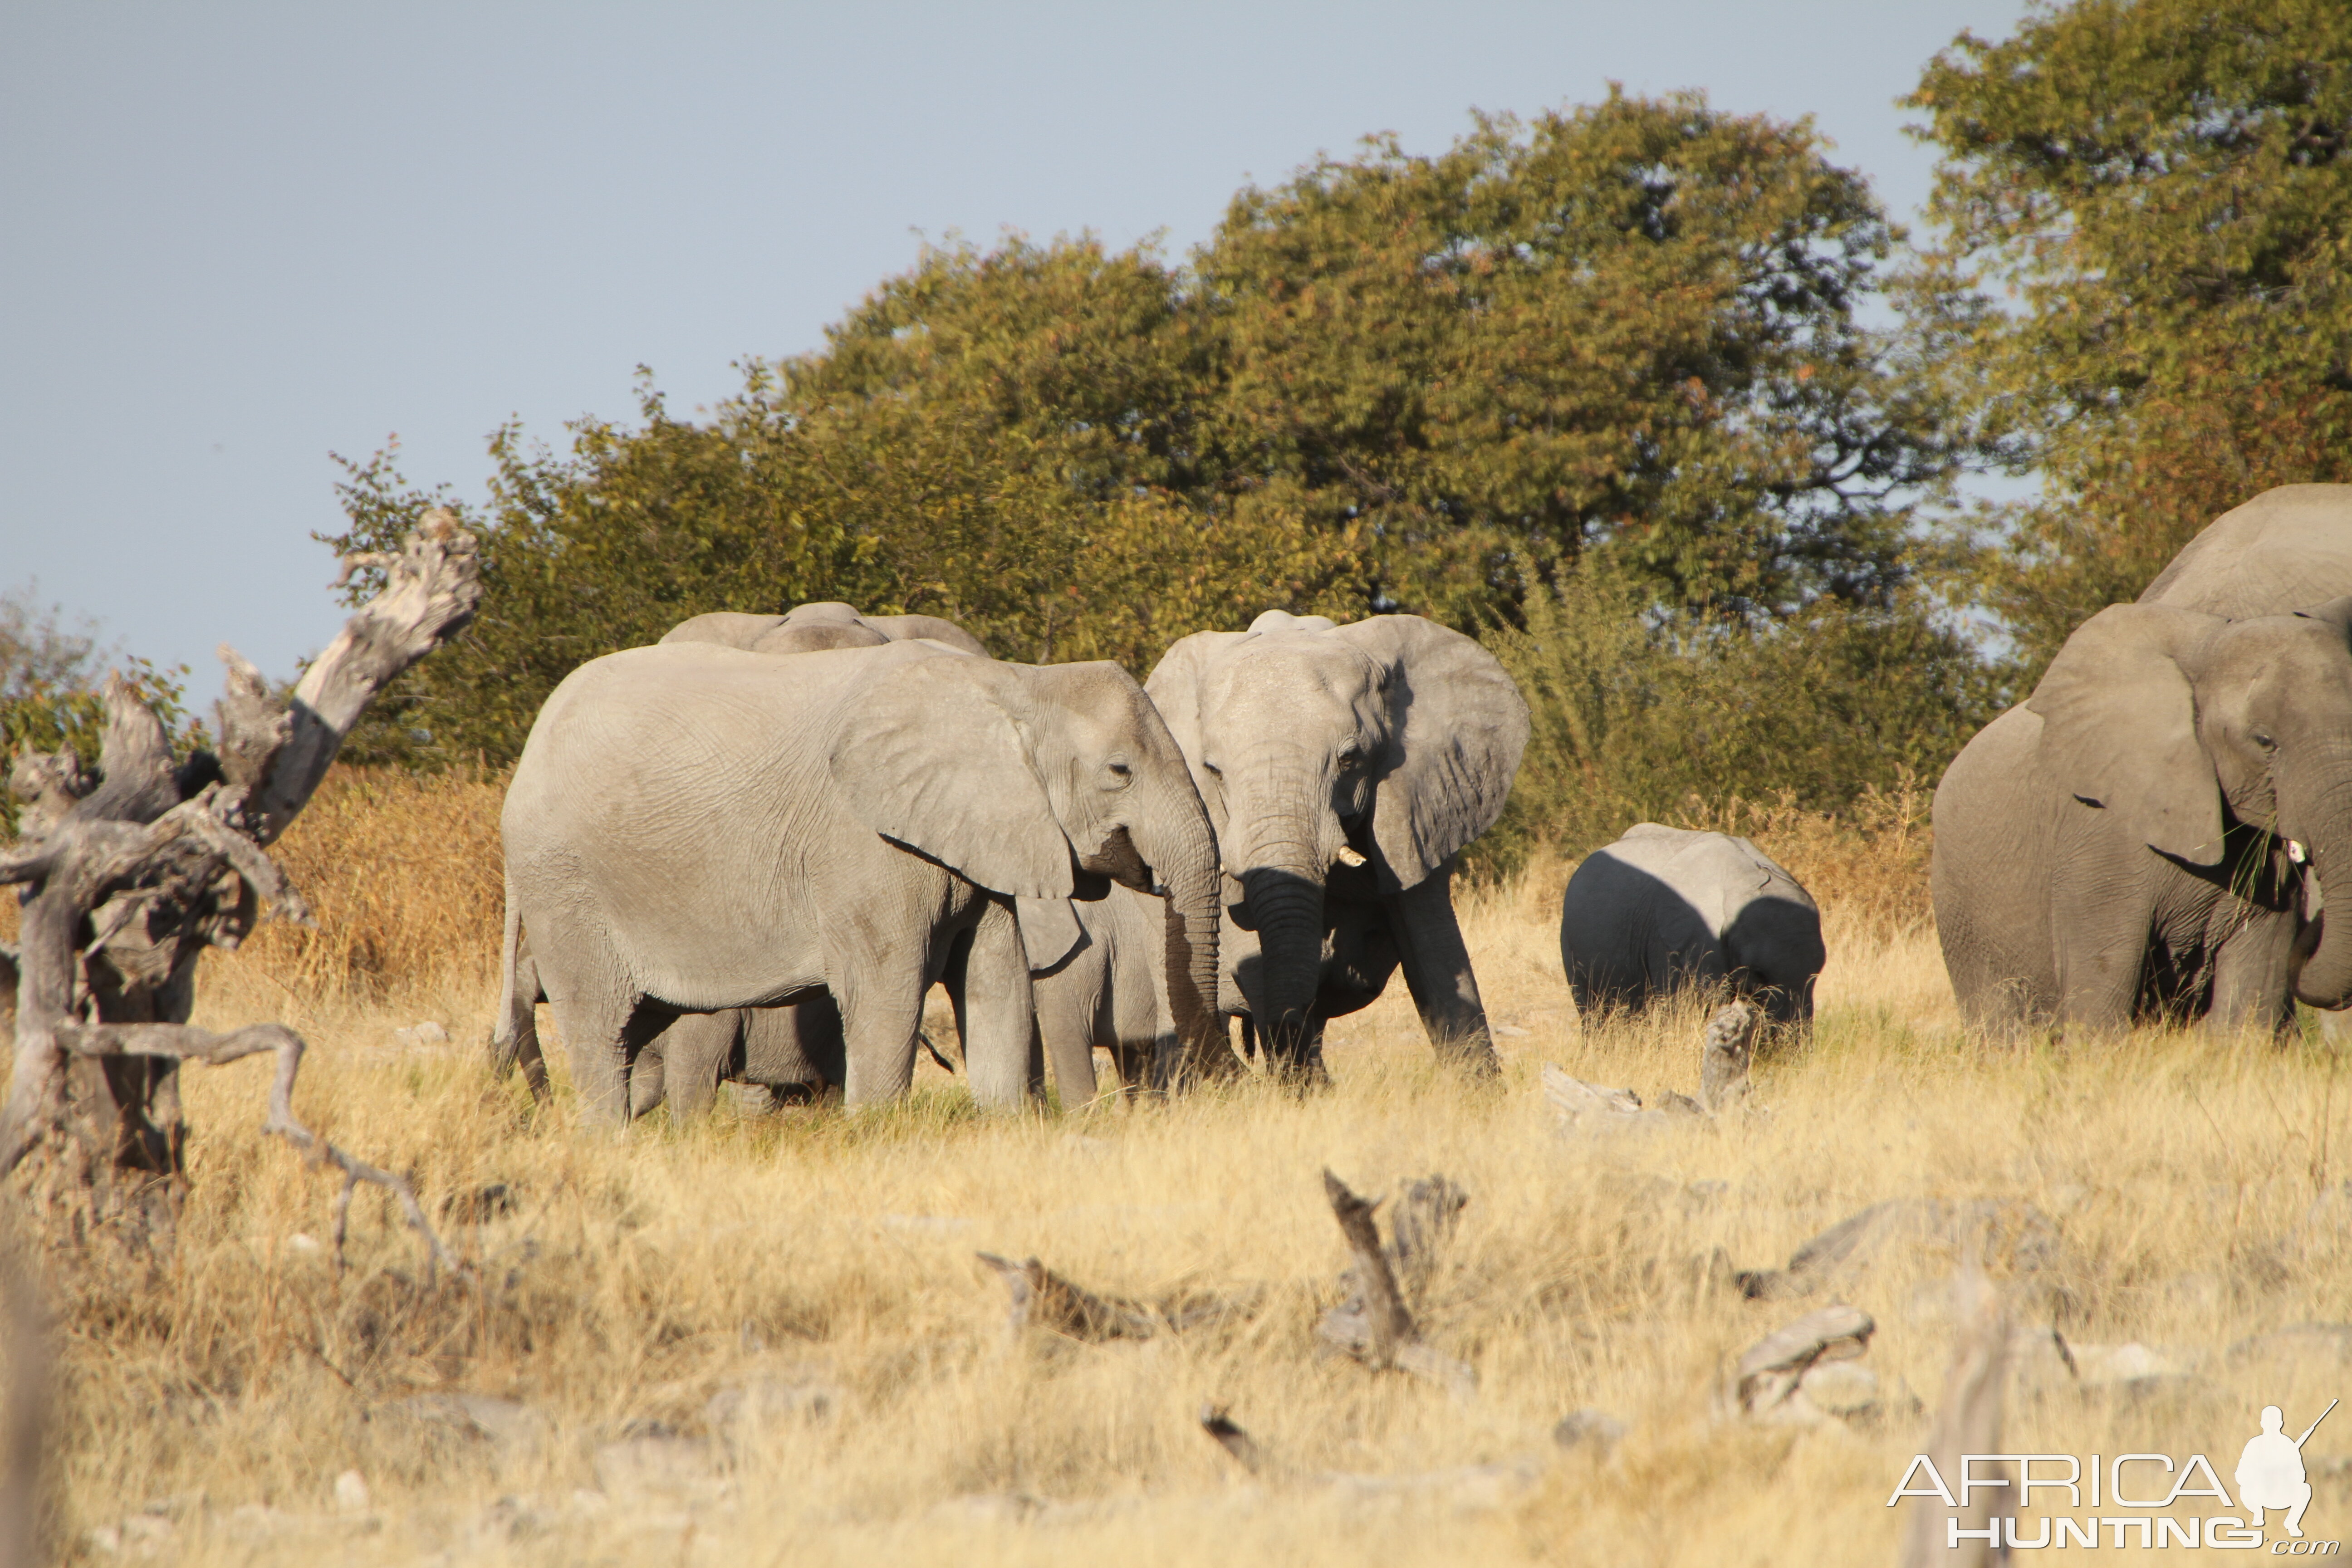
[{"left": 1558, "top": 825, "right": 1824, "bottom": 1026}]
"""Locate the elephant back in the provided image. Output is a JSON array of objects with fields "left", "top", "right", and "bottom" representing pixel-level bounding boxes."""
[{"left": 2140, "top": 484, "right": 2352, "bottom": 619}]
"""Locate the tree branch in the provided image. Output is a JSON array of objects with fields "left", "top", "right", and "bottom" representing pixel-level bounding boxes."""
[
  {"left": 29, "top": 1023, "right": 460, "bottom": 1284},
  {"left": 252, "top": 509, "right": 480, "bottom": 842}
]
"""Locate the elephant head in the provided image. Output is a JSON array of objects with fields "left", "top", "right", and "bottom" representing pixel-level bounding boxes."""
[
  {"left": 1146, "top": 611, "right": 1528, "bottom": 1064},
  {"left": 827, "top": 655, "right": 1223, "bottom": 1066},
  {"left": 2026, "top": 597, "right": 2352, "bottom": 1007}
]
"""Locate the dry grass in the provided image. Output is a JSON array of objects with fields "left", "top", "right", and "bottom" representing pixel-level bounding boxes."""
[{"left": 16, "top": 779, "right": 2352, "bottom": 1564}]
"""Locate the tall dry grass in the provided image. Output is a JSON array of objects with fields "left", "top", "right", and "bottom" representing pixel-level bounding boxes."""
[{"left": 15, "top": 773, "right": 2352, "bottom": 1565}]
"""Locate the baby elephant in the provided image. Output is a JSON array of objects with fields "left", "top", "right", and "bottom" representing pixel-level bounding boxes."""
[{"left": 1559, "top": 824, "right": 1824, "bottom": 1026}]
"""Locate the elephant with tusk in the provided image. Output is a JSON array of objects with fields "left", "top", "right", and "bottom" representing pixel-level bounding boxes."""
[
  {"left": 1143, "top": 610, "right": 1529, "bottom": 1082},
  {"left": 1933, "top": 586, "right": 2352, "bottom": 1037}
]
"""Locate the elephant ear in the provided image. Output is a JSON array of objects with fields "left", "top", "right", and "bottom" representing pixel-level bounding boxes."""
[
  {"left": 1333, "top": 616, "right": 1532, "bottom": 891},
  {"left": 828, "top": 654, "right": 1075, "bottom": 900},
  {"left": 1143, "top": 629, "right": 1252, "bottom": 809},
  {"left": 1016, "top": 895, "right": 1084, "bottom": 973},
  {"left": 2295, "top": 594, "right": 2352, "bottom": 642},
  {"left": 2024, "top": 603, "right": 2224, "bottom": 865}
]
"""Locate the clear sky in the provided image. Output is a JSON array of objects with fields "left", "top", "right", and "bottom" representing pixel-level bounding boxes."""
[{"left": 1, "top": 0, "right": 2029, "bottom": 705}]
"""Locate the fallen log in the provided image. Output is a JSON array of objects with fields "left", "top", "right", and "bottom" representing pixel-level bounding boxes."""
[{"left": 1316, "top": 1170, "right": 1476, "bottom": 1399}]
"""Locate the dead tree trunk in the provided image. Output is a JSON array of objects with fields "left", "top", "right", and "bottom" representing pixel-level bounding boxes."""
[{"left": 0, "top": 512, "right": 479, "bottom": 1258}]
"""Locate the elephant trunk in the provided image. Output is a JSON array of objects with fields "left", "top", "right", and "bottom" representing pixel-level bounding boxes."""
[
  {"left": 1225, "top": 751, "right": 1340, "bottom": 1078},
  {"left": 2289, "top": 755, "right": 2352, "bottom": 1008},
  {"left": 1128, "top": 800, "right": 1228, "bottom": 1087},
  {"left": 1239, "top": 864, "right": 1326, "bottom": 1074}
]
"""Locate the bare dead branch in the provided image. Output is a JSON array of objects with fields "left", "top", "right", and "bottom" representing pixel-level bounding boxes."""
[
  {"left": 255, "top": 509, "right": 479, "bottom": 842},
  {"left": 12, "top": 1023, "right": 461, "bottom": 1284},
  {"left": 1197, "top": 1404, "right": 1265, "bottom": 1475},
  {"left": 1317, "top": 1171, "right": 1477, "bottom": 1398},
  {"left": 69, "top": 675, "right": 178, "bottom": 827},
  {"left": 6, "top": 749, "right": 91, "bottom": 837},
  {"left": 975, "top": 1253, "right": 1159, "bottom": 1342},
  {"left": 1319, "top": 1171, "right": 1414, "bottom": 1368},
  {"left": 210, "top": 645, "right": 293, "bottom": 796},
  {"left": 1900, "top": 1273, "right": 2009, "bottom": 1568}
]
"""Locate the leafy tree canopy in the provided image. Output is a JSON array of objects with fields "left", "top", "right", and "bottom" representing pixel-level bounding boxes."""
[
  {"left": 328, "top": 90, "right": 1979, "bottom": 779},
  {"left": 1908, "top": 0, "right": 2352, "bottom": 673}
]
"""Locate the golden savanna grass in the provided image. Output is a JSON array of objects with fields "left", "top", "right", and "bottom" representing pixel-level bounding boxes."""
[{"left": 19, "top": 769, "right": 2352, "bottom": 1564}]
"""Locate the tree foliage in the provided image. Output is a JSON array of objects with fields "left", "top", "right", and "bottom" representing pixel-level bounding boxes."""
[
  {"left": 328, "top": 91, "right": 1989, "bottom": 812},
  {"left": 0, "top": 585, "right": 197, "bottom": 832},
  {"left": 1908, "top": 0, "right": 2352, "bottom": 673}
]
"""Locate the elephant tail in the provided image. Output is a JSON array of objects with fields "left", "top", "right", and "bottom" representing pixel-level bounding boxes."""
[{"left": 490, "top": 871, "right": 550, "bottom": 1102}]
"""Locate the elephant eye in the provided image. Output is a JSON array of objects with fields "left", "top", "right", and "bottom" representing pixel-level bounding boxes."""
[
  {"left": 2253, "top": 729, "right": 2278, "bottom": 751},
  {"left": 1337, "top": 743, "right": 1364, "bottom": 770},
  {"left": 1105, "top": 760, "right": 1133, "bottom": 784},
  {"left": 1202, "top": 760, "right": 1222, "bottom": 778}
]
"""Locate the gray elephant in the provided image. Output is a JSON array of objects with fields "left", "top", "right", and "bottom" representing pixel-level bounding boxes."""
[
  {"left": 661, "top": 601, "right": 990, "bottom": 656},
  {"left": 2138, "top": 485, "right": 2352, "bottom": 620},
  {"left": 2137, "top": 483, "right": 2352, "bottom": 1040},
  {"left": 1558, "top": 824, "right": 1824, "bottom": 1026},
  {"left": 621, "top": 604, "right": 985, "bottom": 1114},
  {"left": 1932, "top": 593, "right": 2352, "bottom": 1035},
  {"left": 1030, "top": 882, "right": 1177, "bottom": 1104},
  {"left": 495, "top": 637, "right": 1221, "bottom": 1120},
  {"left": 1144, "top": 610, "right": 1529, "bottom": 1079}
]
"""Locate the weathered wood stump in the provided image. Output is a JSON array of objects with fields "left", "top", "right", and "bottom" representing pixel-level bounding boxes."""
[{"left": 0, "top": 512, "right": 479, "bottom": 1268}]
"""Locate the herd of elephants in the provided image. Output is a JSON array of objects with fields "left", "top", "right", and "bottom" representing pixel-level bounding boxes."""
[{"left": 486, "top": 484, "right": 2352, "bottom": 1120}]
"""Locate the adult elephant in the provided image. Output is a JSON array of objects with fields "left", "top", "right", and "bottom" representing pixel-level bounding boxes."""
[
  {"left": 1559, "top": 825, "right": 1824, "bottom": 1027},
  {"left": 1145, "top": 610, "right": 1529, "bottom": 1080},
  {"left": 1931, "top": 596, "right": 2352, "bottom": 1036},
  {"left": 496, "top": 638, "right": 1220, "bottom": 1120},
  {"left": 661, "top": 601, "right": 990, "bottom": 656},
  {"left": 2137, "top": 485, "right": 2352, "bottom": 620}
]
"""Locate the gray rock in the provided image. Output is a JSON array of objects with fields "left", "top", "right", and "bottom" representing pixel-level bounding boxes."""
[
  {"left": 1551, "top": 1407, "right": 1627, "bottom": 1453},
  {"left": 398, "top": 1393, "right": 549, "bottom": 1461},
  {"left": 1798, "top": 1361, "right": 1880, "bottom": 1417},
  {"left": 593, "top": 1433, "right": 718, "bottom": 1499},
  {"left": 705, "top": 1371, "right": 839, "bottom": 1447}
]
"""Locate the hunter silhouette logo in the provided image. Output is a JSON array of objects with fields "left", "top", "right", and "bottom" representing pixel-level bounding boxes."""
[
  {"left": 2242, "top": 1400, "right": 2335, "bottom": 1540},
  {"left": 1886, "top": 1397, "right": 2342, "bottom": 1550}
]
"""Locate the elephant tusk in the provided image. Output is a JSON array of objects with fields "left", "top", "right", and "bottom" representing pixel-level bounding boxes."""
[
  {"left": 2291, "top": 839, "right": 2310, "bottom": 864},
  {"left": 1334, "top": 846, "right": 1367, "bottom": 868}
]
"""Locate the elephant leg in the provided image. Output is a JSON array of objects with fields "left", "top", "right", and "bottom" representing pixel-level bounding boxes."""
[
  {"left": 837, "top": 975, "right": 927, "bottom": 1107},
  {"left": 2210, "top": 914, "right": 2299, "bottom": 1039},
  {"left": 1385, "top": 870, "right": 1500, "bottom": 1077},
  {"left": 658, "top": 1010, "right": 745, "bottom": 1118},
  {"left": 1035, "top": 951, "right": 1106, "bottom": 1109},
  {"left": 546, "top": 985, "right": 673, "bottom": 1125},
  {"left": 961, "top": 896, "right": 1040, "bottom": 1110},
  {"left": 630, "top": 1039, "right": 669, "bottom": 1119},
  {"left": 2051, "top": 903, "right": 2149, "bottom": 1035}
]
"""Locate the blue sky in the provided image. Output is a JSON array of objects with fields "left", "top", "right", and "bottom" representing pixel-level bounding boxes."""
[{"left": 0, "top": 0, "right": 2029, "bottom": 704}]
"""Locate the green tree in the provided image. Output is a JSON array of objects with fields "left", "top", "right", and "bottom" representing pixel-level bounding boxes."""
[
  {"left": 334, "top": 92, "right": 1981, "bottom": 774},
  {"left": 1908, "top": 0, "right": 2352, "bottom": 673},
  {"left": 1198, "top": 90, "right": 1961, "bottom": 627}
]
